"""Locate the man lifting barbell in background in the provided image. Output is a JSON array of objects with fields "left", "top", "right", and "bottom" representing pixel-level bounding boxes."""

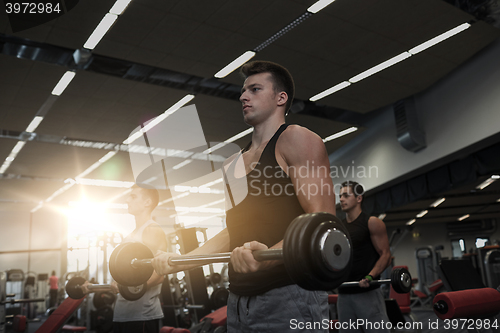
[
  {"left": 337, "top": 181, "right": 392, "bottom": 333},
  {"left": 82, "top": 185, "right": 168, "bottom": 333},
  {"left": 152, "top": 61, "right": 337, "bottom": 332}
]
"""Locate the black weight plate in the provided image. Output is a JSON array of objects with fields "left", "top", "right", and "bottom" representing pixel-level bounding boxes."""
[
  {"left": 65, "top": 276, "right": 86, "bottom": 299},
  {"left": 93, "top": 291, "right": 116, "bottom": 309},
  {"left": 309, "top": 220, "right": 352, "bottom": 289},
  {"left": 109, "top": 242, "right": 154, "bottom": 286},
  {"left": 95, "top": 305, "right": 113, "bottom": 333},
  {"left": 283, "top": 213, "right": 329, "bottom": 290},
  {"left": 211, "top": 287, "right": 229, "bottom": 310},
  {"left": 118, "top": 283, "right": 147, "bottom": 301},
  {"left": 391, "top": 267, "right": 412, "bottom": 293},
  {"left": 283, "top": 212, "right": 352, "bottom": 291}
]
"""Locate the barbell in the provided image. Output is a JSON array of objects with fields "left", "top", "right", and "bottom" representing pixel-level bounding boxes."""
[
  {"left": 109, "top": 212, "right": 353, "bottom": 291},
  {"left": 65, "top": 276, "right": 147, "bottom": 301},
  {"left": 340, "top": 267, "right": 412, "bottom": 293}
]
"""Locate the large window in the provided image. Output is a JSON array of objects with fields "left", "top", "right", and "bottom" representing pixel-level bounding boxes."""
[
  {"left": 451, "top": 238, "right": 466, "bottom": 258},
  {"left": 475, "top": 237, "right": 490, "bottom": 249}
]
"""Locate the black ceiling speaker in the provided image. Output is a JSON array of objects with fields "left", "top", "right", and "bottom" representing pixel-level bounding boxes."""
[{"left": 394, "top": 96, "right": 427, "bottom": 152}]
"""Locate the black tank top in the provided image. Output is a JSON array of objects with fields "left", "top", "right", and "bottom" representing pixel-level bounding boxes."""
[
  {"left": 224, "top": 124, "right": 305, "bottom": 296},
  {"left": 338, "top": 212, "right": 381, "bottom": 294}
]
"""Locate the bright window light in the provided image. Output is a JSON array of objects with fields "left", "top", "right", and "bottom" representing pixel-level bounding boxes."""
[
  {"left": 52, "top": 71, "right": 76, "bottom": 96},
  {"left": 430, "top": 197, "right": 446, "bottom": 207},
  {"left": 416, "top": 210, "right": 428, "bottom": 218},
  {"left": 84, "top": 13, "right": 118, "bottom": 50},
  {"left": 307, "top": 0, "right": 336, "bottom": 13},
  {"left": 310, "top": 81, "right": 351, "bottom": 102},
  {"left": 214, "top": 51, "right": 256, "bottom": 78},
  {"left": 409, "top": 23, "right": 471, "bottom": 55},
  {"left": 349, "top": 52, "right": 411, "bottom": 83},
  {"left": 25, "top": 116, "right": 44, "bottom": 133},
  {"left": 323, "top": 127, "right": 358, "bottom": 143},
  {"left": 109, "top": 0, "right": 132, "bottom": 15},
  {"left": 406, "top": 219, "right": 416, "bottom": 226},
  {"left": 458, "top": 214, "right": 470, "bottom": 221}
]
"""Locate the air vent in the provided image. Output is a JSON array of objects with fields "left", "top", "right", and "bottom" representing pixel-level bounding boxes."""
[
  {"left": 447, "top": 219, "right": 497, "bottom": 236},
  {"left": 394, "top": 96, "right": 426, "bottom": 152}
]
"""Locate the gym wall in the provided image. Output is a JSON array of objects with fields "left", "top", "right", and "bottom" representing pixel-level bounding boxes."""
[{"left": 329, "top": 39, "right": 500, "bottom": 192}]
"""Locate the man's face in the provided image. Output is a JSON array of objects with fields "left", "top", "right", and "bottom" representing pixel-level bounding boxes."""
[
  {"left": 239, "top": 72, "right": 282, "bottom": 125},
  {"left": 339, "top": 186, "right": 361, "bottom": 212},
  {"left": 126, "top": 188, "right": 150, "bottom": 216}
]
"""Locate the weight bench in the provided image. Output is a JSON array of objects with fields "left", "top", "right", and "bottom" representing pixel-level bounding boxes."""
[{"left": 35, "top": 297, "right": 86, "bottom": 333}]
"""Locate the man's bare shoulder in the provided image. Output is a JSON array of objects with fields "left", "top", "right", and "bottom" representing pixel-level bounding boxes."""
[
  {"left": 278, "top": 124, "right": 325, "bottom": 156},
  {"left": 280, "top": 124, "right": 323, "bottom": 146}
]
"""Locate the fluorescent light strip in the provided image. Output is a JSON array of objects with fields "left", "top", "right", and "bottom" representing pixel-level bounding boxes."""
[
  {"left": 310, "top": 22, "right": 472, "bottom": 101},
  {"left": 416, "top": 210, "right": 428, "bottom": 218},
  {"left": 458, "top": 214, "right": 470, "bottom": 221},
  {"left": 52, "top": 71, "right": 76, "bottom": 96},
  {"left": 349, "top": 52, "right": 411, "bottom": 83},
  {"left": 378, "top": 213, "right": 386, "bottom": 220},
  {"left": 214, "top": 51, "right": 256, "bottom": 78},
  {"left": 0, "top": 141, "right": 27, "bottom": 174},
  {"left": 203, "top": 128, "right": 254, "bottom": 155},
  {"left": 430, "top": 197, "right": 446, "bottom": 208},
  {"left": 409, "top": 23, "right": 471, "bottom": 55},
  {"left": 109, "top": 0, "right": 133, "bottom": 15},
  {"left": 406, "top": 219, "right": 416, "bottom": 226},
  {"left": 310, "top": 81, "right": 350, "bottom": 102},
  {"left": 497, "top": 198, "right": 500, "bottom": 202},
  {"left": 75, "top": 178, "right": 135, "bottom": 188},
  {"left": 84, "top": 13, "right": 118, "bottom": 50},
  {"left": 123, "top": 94, "right": 195, "bottom": 145},
  {"left": 307, "top": 0, "right": 336, "bottom": 13},
  {"left": 25, "top": 116, "right": 44, "bottom": 133},
  {"left": 476, "top": 177, "right": 497, "bottom": 190},
  {"left": 159, "top": 192, "right": 190, "bottom": 206},
  {"left": 492, "top": 175, "right": 500, "bottom": 179},
  {"left": 173, "top": 160, "right": 193, "bottom": 170},
  {"left": 323, "top": 127, "right": 358, "bottom": 143}
]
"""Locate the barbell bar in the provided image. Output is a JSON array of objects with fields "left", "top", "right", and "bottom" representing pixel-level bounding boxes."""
[
  {"left": 65, "top": 276, "right": 147, "bottom": 301},
  {"left": 340, "top": 267, "right": 412, "bottom": 293},
  {"left": 1, "top": 298, "right": 45, "bottom": 305},
  {"left": 109, "top": 212, "right": 353, "bottom": 291}
]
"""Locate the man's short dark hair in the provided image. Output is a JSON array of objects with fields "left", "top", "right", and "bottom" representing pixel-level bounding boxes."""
[
  {"left": 133, "top": 184, "right": 159, "bottom": 210},
  {"left": 240, "top": 60, "right": 295, "bottom": 115},
  {"left": 341, "top": 181, "right": 365, "bottom": 198}
]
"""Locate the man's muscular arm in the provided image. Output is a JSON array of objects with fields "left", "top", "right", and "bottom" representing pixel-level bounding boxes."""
[
  {"left": 359, "top": 216, "right": 391, "bottom": 288},
  {"left": 232, "top": 125, "right": 336, "bottom": 273}
]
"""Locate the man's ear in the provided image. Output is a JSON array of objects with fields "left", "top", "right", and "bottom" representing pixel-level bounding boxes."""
[
  {"left": 357, "top": 195, "right": 363, "bottom": 203},
  {"left": 277, "top": 91, "right": 288, "bottom": 107}
]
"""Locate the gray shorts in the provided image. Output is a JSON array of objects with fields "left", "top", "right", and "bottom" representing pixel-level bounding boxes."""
[
  {"left": 227, "top": 284, "right": 329, "bottom": 333},
  {"left": 337, "top": 288, "right": 390, "bottom": 333}
]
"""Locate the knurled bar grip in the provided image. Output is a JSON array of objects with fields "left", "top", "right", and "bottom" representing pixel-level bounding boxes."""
[{"left": 130, "top": 248, "right": 284, "bottom": 267}]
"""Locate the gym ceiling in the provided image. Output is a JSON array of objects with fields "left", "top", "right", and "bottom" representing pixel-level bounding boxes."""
[{"left": 1, "top": 0, "right": 499, "bottom": 225}]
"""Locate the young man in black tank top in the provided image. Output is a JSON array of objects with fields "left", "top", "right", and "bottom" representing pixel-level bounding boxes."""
[
  {"left": 152, "top": 61, "right": 336, "bottom": 332},
  {"left": 337, "top": 181, "right": 391, "bottom": 333}
]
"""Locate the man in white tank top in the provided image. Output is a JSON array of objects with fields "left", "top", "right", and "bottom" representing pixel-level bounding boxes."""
[{"left": 111, "top": 185, "right": 168, "bottom": 333}]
